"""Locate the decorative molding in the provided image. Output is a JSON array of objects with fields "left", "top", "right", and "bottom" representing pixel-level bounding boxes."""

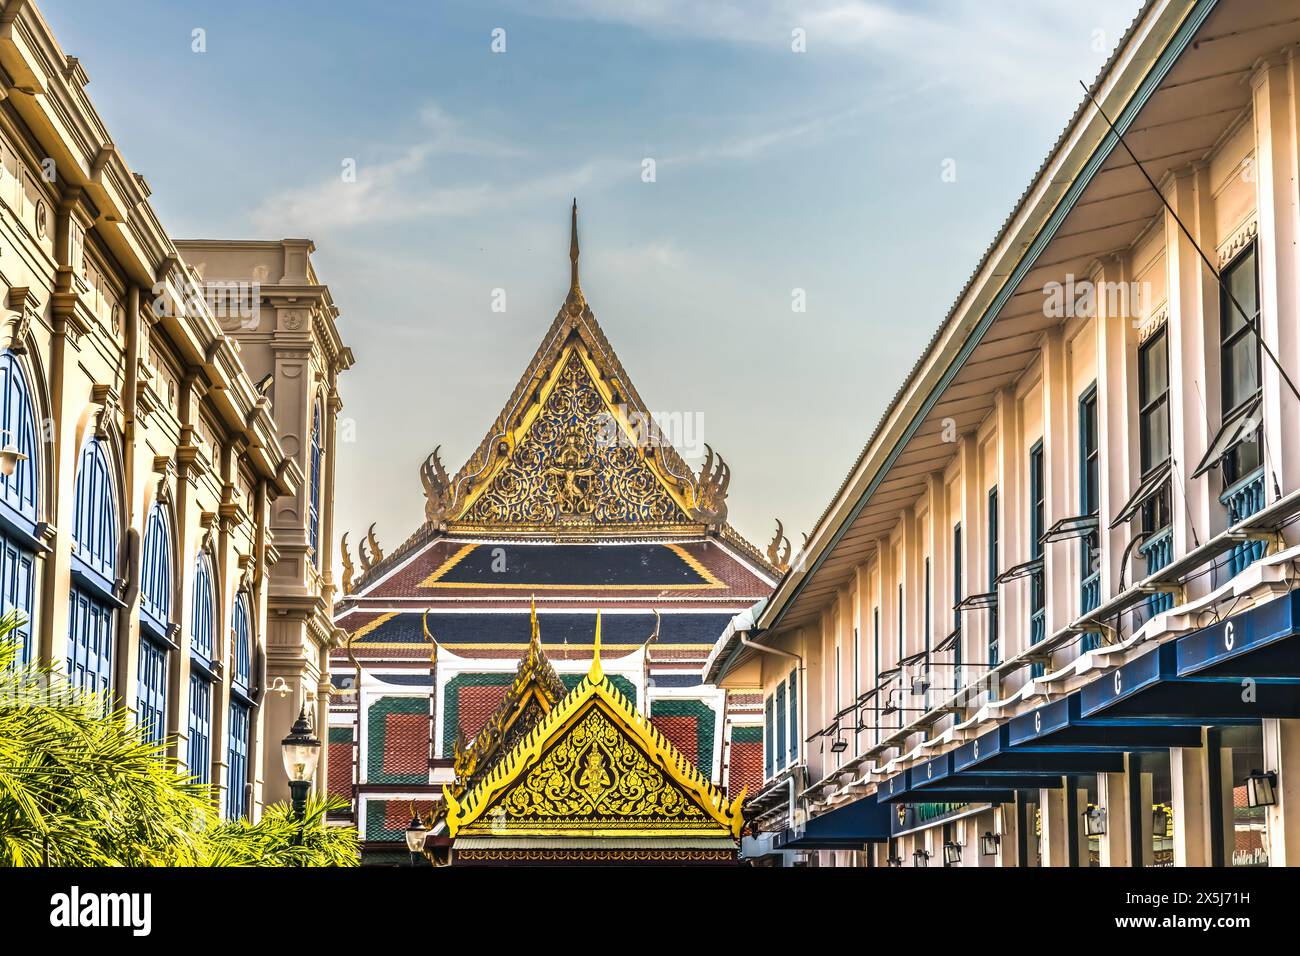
[
  {"left": 3, "top": 285, "right": 37, "bottom": 353},
  {"left": 89, "top": 383, "right": 120, "bottom": 440},
  {"left": 1137, "top": 301, "right": 1169, "bottom": 344},
  {"left": 1218, "top": 216, "right": 1258, "bottom": 269}
]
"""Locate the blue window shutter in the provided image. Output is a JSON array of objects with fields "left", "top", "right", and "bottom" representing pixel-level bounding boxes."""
[
  {"left": 764, "top": 696, "right": 774, "bottom": 778},
  {"left": 68, "top": 438, "right": 117, "bottom": 704},
  {"left": 775, "top": 681, "right": 787, "bottom": 772},
  {"left": 187, "top": 672, "right": 212, "bottom": 784},
  {"left": 788, "top": 669, "right": 798, "bottom": 762},
  {"left": 226, "top": 701, "right": 251, "bottom": 818}
]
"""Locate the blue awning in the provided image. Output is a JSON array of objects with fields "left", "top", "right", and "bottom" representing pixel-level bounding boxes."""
[
  {"left": 775, "top": 793, "right": 894, "bottom": 847},
  {"left": 1176, "top": 589, "right": 1300, "bottom": 680},
  {"left": 869, "top": 591, "right": 1300, "bottom": 806},
  {"left": 876, "top": 760, "right": 1023, "bottom": 804},
  {"left": 1080, "top": 641, "right": 1300, "bottom": 721}
]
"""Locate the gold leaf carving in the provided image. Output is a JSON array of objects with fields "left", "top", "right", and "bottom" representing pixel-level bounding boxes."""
[{"left": 462, "top": 352, "right": 690, "bottom": 527}]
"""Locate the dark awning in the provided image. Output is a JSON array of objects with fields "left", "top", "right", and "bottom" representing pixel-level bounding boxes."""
[
  {"left": 1081, "top": 640, "right": 1300, "bottom": 722},
  {"left": 774, "top": 793, "right": 894, "bottom": 847},
  {"left": 870, "top": 591, "right": 1300, "bottom": 806},
  {"left": 1110, "top": 459, "right": 1172, "bottom": 528},
  {"left": 994, "top": 557, "right": 1042, "bottom": 585},
  {"left": 1041, "top": 513, "right": 1099, "bottom": 544},
  {"left": 1191, "top": 394, "right": 1262, "bottom": 479},
  {"left": 1176, "top": 589, "right": 1300, "bottom": 679},
  {"left": 955, "top": 591, "right": 997, "bottom": 611}
]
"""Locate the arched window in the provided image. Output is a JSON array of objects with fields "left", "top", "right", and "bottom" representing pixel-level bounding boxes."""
[
  {"left": 226, "top": 592, "right": 253, "bottom": 819},
  {"left": 0, "top": 350, "right": 39, "bottom": 664},
  {"left": 308, "top": 400, "right": 322, "bottom": 566},
  {"left": 136, "top": 504, "right": 172, "bottom": 745},
  {"left": 68, "top": 438, "right": 118, "bottom": 701},
  {"left": 187, "top": 552, "right": 215, "bottom": 784}
]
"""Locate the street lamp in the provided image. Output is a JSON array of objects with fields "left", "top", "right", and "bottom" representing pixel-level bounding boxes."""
[
  {"left": 404, "top": 812, "right": 429, "bottom": 866},
  {"left": 281, "top": 703, "right": 321, "bottom": 821},
  {"left": 0, "top": 432, "right": 27, "bottom": 478},
  {"left": 1084, "top": 805, "right": 1107, "bottom": 836},
  {"left": 980, "top": 831, "right": 1000, "bottom": 856},
  {"left": 1246, "top": 770, "right": 1277, "bottom": 808}
]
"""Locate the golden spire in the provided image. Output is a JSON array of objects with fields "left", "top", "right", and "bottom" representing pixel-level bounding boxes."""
[
  {"left": 529, "top": 595, "right": 541, "bottom": 648},
  {"left": 566, "top": 198, "right": 585, "bottom": 313},
  {"left": 588, "top": 609, "right": 603, "bottom": 683}
]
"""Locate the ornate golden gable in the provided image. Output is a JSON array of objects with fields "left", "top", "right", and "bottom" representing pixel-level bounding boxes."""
[
  {"left": 444, "top": 612, "right": 745, "bottom": 840},
  {"left": 419, "top": 202, "right": 732, "bottom": 538}
]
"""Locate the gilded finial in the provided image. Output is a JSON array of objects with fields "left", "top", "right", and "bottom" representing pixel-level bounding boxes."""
[
  {"left": 340, "top": 532, "right": 354, "bottom": 594},
  {"left": 766, "top": 519, "right": 792, "bottom": 572},
  {"left": 566, "top": 199, "right": 585, "bottom": 313},
  {"left": 589, "top": 610, "right": 603, "bottom": 683},
  {"left": 529, "top": 595, "right": 541, "bottom": 648}
]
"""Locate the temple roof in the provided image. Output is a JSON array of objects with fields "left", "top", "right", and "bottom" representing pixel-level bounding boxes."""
[
  {"left": 338, "top": 202, "right": 777, "bottom": 598},
  {"left": 443, "top": 613, "right": 744, "bottom": 841}
]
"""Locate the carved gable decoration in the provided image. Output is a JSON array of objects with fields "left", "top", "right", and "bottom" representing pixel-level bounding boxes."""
[
  {"left": 444, "top": 615, "right": 745, "bottom": 841},
  {"left": 455, "top": 345, "right": 695, "bottom": 530},
  {"left": 472, "top": 704, "right": 709, "bottom": 832}
]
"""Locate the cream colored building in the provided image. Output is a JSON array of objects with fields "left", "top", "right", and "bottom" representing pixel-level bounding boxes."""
[
  {"left": 710, "top": 0, "right": 1300, "bottom": 868},
  {"left": 0, "top": 1, "right": 350, "bottom": 817}
]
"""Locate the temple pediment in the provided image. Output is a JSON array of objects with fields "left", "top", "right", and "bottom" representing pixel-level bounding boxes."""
[
  {"left": 416, "top": 201, "right": 733, "bottom": 539},
  {"left": 444, "top": 614, "right": 744, "bottom": 850}
]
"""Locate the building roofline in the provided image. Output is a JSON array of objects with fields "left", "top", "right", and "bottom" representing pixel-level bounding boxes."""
[{"left": 748, "top": 0, "right": 1210, "bottom": 643}]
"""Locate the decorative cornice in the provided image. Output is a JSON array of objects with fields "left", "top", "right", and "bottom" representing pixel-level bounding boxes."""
[{"left": 1217, "top": 216, "right": 1258, "bottom": 269}]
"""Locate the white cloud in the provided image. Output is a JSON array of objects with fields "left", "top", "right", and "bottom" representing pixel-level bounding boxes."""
[
  {"left": 252, "top": 95, "right": 881, "bottom": 234},
  {"left": 522, "top": 0, "right": 1140, "bottom": 106}
]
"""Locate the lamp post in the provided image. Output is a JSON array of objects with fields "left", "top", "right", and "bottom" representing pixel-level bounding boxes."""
[
  {"left": 1246, "top": 770, "right": 1277, "bottom": 808},
  {"left": 405, "top": 813, "right": 429, "bottom": 867},
  {"left": 281, "top": 703, "right": 321, "bottom": 823}
]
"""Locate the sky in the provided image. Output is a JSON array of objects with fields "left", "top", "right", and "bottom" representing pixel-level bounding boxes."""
[{"left": 41, "top": 0, "right": 1143, "bottom": 562}]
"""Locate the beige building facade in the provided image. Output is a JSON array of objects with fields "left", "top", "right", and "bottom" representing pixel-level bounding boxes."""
[
  {"left": 710, "top": 0, "right": 1300, "bottom": 868},
  {"left": 0, "top": 1, "right": 350, "bottom": 817}
]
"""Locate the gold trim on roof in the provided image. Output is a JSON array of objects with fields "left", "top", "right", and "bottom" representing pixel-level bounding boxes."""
[
  {"left": 444, "top": 611, "right": 745, "bottom": 840},
  {"left": 416, "top": 541, "right": 725, "bottom": 590}
]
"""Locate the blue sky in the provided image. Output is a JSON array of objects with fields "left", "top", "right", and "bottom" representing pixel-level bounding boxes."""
[{"left": 43, "top": 0, "right": 1142, "bottom": 556}]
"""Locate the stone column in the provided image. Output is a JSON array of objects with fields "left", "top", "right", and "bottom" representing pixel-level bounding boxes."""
[
  {"left": 1263, "top": 717, "right": 1300, "bottom": 865},
  {"left": 1099, "top": 759, "right": 1132, "bottom": 867},
  {"left": 1171, "top": 732, "right": 1212, "bottom": 867},
  {"left": 1163, "top": 164, "right": 1217, "bottom": 551},
  {"left": 1094, "top": 254, "right": 1139, "bottom": 603},
  {"left": 1039, "top": 784, "right": 1070, "bottom": 866},
  {"left": 1251, "top": 53, "right": 1300, "bottom": 498},
  {"left": 1040, "top": 327, "right": 1071, "bottom": 634}
]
